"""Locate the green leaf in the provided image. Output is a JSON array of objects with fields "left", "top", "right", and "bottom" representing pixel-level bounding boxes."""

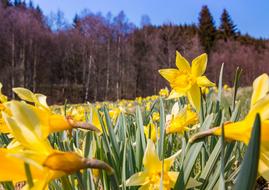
[
  {"left": 234, "top": 114, "right": 261, "bottom": 190},
  {"left": 158, "top": 98, "right": 165, "bottom": 159},
  {"left": 217, "top": 63, "right": 224, "bottom": 107},
  {"left": 24, "top": 163, "right": 33, "bottom": 188},
  {"left": 232, "top": 67, "right": 242, "bottom": 111},
  {"left": 174, "top": 114, "right": 214, "bottom": 189},
  {"left": 135, "top": 106, "right": 146, "bottom": 151}
]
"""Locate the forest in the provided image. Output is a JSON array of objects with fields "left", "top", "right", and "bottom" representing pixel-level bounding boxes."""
[{"left": 0, "top": 0, "right": 268, "bottom": 103}]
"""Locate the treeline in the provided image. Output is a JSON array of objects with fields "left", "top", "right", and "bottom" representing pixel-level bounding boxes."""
[{"left": 0, "top": 1, "right": 268, "bottom": 103}]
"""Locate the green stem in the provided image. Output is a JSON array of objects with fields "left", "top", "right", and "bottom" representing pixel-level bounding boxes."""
[{"left": 24, "top": 163, "right": 34, "bottom": 188}]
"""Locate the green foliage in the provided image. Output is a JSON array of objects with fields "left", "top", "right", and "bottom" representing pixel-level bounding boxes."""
[
  {"left": 235, "top": 114, "right": 261, "bottom": 190},
  {"left": 198, "top": 5, "right": 216, "bottom": 53},
  {"left": 218, "top": 9, "right": 237, "bottom": 40}
]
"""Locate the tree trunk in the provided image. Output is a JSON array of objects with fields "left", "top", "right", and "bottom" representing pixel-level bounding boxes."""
[
  {"left": 105, "top": 40, "right": 110, "bottom": 99},
  {"left": 11, "top": 32, "right": 15, "bottom": 98},
  {"left": 84, "top": 55, "right": 92, "bottom": 101},
  {"left": 116, "top": 36, "right": 121, "bottom": 100}
]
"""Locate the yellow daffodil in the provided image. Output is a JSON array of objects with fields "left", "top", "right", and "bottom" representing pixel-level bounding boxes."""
[
  {"left": 136, "top": 97, "right": 143, "bottom": 104},
  {"left": 0, "top": 83, "right": 11, "bottom": 134},
  {"left": 109, "top": 107, "right": 121, "bottom": 123},
  {"left": 9, "top": 87, "right": 100, "bottom": 135},
  {"left": 1, "top": 105, "right": 113, "bottom": 189},
  {"left": 159, "top": 51, "right": 215, "bottom": 112},
  {"left": 201, "top": 87, "right": 210, "bottom": 95},
  {"left": 67, "top": 105, "right": 88, "bottom": 122},
  {"left": 223, "top": 84, "right": 231, "bottom": 91},
  {"left": 189, "top": 73, "right": 269, "bottom": 180},
  {"left": 159, "top": 88, "right": 169, "bottom": 97},
  {"left": 89, "top": 107, "right": 106, "bottom": 134},
  {"left": 3, "top": 101, "right": 99, "bottom": 138},
  {"left": 166, "top": 103, "right": 198, "bottom": 134},
  {"left": 125, "top": 140, "right": 181, "bottom": 190},
  {"left": 144, "top": 123, "right": 159, "bottom": 142},
  {"left": 0, "top": 83, "right": 7, "bottom": 103},
  {"left": 152, "top": 112, "right": 160, "bottom": 122},
  {"left": 145, "top": 101, "right": 151, "bottom": 112}
]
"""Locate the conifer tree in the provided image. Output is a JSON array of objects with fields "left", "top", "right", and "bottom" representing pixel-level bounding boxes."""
[
  {"left": 219, "top": 9, "right": 237, "bottom": 40},
  {"left": 198, "top": 5, "right": 216, "bottom": 53}
]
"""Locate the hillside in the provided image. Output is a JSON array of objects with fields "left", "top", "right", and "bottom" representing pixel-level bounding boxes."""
[{"left": 0, "top": 2, "right": 268, "bottom": 103}]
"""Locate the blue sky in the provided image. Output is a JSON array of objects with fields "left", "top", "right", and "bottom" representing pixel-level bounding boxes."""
[{"left": 29, "top": 0, "right": 269, "bottom": 38}]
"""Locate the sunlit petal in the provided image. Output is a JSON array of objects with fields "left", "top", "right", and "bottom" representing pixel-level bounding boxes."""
[
  {"left": 197, "top": 76, "right": 215, "bottom": 87},
  {"left": 159, "top": 69, "right": 180, "bottom": 84},
  {"left": 187, "top": 84, "right": 201, "bottom": 112},
  {"left": 251, "top": 73, "right": 269, "bottom": 107},
  {"left": 213, "top": 121, "right": 250, "bottom": 144},
  {"left": 166, "top": 90, "right": 184, "bottom": 100},
  {"left": 125, "top": 172, "right": 149, "bottom": 186},
  {"left": 143, "top": 140, "right": 161, "bottom": 173},
  {"left": 175, "top": 51, "right": 190, "bottom": 72},
  {"left": 164, "top": 150, "right": 181, "bottom": 171},
  {"left": 191, "top": 53, "right": 207, "bottom": 77}
]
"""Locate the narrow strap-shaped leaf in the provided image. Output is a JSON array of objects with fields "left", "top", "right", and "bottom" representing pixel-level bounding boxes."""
[{"left": 234, "top": 114, "right": 261, "bottom": 190}]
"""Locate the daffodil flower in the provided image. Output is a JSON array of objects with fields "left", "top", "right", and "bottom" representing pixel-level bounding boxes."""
[
  {"left": 1, "top": 86, "right": 100, "bottom": 135},
  {"left": 3, "top": 100, "right": 100, "bottom": 139},
  {"left": 125, "top": 140, "right": 181, "bottom": 189},
  {"left": 159, "top": 88, "right": 169, "bottom": 97},
  {"left": 1, "top": 105, "right": 113, "bottom": 189},
  {"left": 189, "top": 74, "right": 269, "bottom": 181},
  {"left": 159, "top": 51, "right": 215, "bottom": 112},
  {"left": 165, "top": 103, "right": 198, "bottom": 134},
  {"left": 0, "top": 83, "right": 12, "bottom": 134},
  {"left": 144, "top": 122, "right": 159, "bottom": 142}
]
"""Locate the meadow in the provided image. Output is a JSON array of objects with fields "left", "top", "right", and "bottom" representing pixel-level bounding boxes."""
[{"left": 0, "top": 52, "right": 268, "bottom": 190}]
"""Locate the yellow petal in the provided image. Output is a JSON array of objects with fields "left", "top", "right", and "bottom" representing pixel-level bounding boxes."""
[
  {"left": 191, "top": 53, "right": 207, "bottom": 77},
  {"left": 259, "top": 143, "right": 269, "bottom": 181},
  {"left": 0, "top": 148, "right": 45, "bottom": 182},
  {"left": 251, "top": 74, "right": 269, "bottom": 107},
  {"left": 175, "top": 51, "right": 190, "bottom": 72},
  {"left": 35, "top": 93, "right": 49, "bottom": 110},
  {"left": 5, "top": 101, "right": 50, "bottom": 139},
  {"left": 43, "top": 152, "right": 113, "bottom": 174},
  {"left": 43, "top": 152, "right": 84, "bottom": 174},
  {"left": 197, "top": 76, "right": 215, "bottom": 87},
  {"left": 167, "top": 90, "right": 184, "bottom": 100},
  {"left": 2, "top": 112, "right": 52, "bottom": 154},
  {"left": 171, "top": 102, "right": 179, "bottom": 115},
  {"left": 49, "top": 114, "right": 72, "bottom": 133},
  {"left": 168, "top": 171, "right": 179, "bottom": 186},
  {"left": 0, "top": 121, "right": 10, "bottom": 133},
  {"left": 139, "top": 183, "right": 151, "bottom": 190},
  {"left": 187, "top": 84, "right": 201, "bottom": 112},
  {"left": 159, "top": 69, "right": 180, "bottom": 84},
  {"left": 143, "top": 140, "right": 161, "bottom": 173},
  {"left": 164, "top": 149, "right": 181, "bottom": 171},
  {"left": 213, "top": 121, "right": 250, "bottom": 144},
  {"left": 125, "top": 172, "right": 149, "bottom": 186},
  {"left": 0, "top": 148, "right": 27, "bottom": 182},
  {"left": 12, "top": 87, "right": 36, "bottom": 103},
  {"left": 248, "top": 94, "right": 269, "bottom": 121},
  {"left": 22, "top": 179, "right": 49, "bottom": 190}
]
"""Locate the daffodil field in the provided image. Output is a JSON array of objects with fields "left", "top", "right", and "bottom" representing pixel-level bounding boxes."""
[{"left": 1, "top": 52, "right": 268, "bottom": 190}]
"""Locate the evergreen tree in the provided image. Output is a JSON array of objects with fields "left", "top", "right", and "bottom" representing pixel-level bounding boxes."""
[
  {"left": 14, "top": 0, "right": 21, "bottom": 6},
  {"left": 28, "top": 0, "right": 34, "bottom": 9},
  {"left": 198, "top": 5, "right": 216, "bottom": 53},
  {"left": 219, "top": 9, "right": 237, "bottom": 40},
  {"left": 73, "top": 14, "right": 79, "bottom": 28},
  {"left": 36, "top": 5, "right": 42, "bottom": 14}
]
